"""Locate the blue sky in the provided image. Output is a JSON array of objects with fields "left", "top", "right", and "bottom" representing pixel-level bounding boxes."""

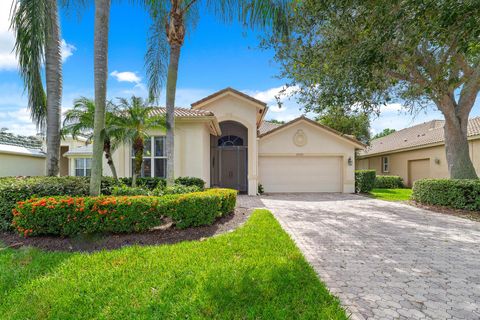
[{"left": 0, "top": 1, "right": 478, "bottom": 136}]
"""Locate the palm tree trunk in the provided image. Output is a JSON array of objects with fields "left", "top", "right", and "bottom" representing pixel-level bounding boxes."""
[
  {"left": 90, "top": 0, "right": 111, "bottom": 195},
  {"left": 165, "top": 44, "right": 181, "bottom": 186},
  {"left": 132, "top": 136, "right": 144, "bottom": 187},
  {"left": 103, "top": 138, "right": 117, "bottom": 179},
  {"left": 45, "top": 0, "right": 62, "bottom": 176}
]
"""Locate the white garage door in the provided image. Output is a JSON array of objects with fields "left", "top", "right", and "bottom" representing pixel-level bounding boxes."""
[{"left": 259, "top": 156, "right": 343, "bottom": 193}]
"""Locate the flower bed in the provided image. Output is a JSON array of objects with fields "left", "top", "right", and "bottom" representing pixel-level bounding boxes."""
[{"left": 12, "top": 189, "right": 237, "bottom": 237}]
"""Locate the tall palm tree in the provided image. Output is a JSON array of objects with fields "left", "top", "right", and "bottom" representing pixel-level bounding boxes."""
[
  {"left": 11, "top": 0, "right": 63, "bottom": 176},
  {"left": 90, "top": 0, "right": 111, "bottom": 195},
  {"left": 110, "top": 96, "right": 166, "bottom": 187},
  {"left": 145, "top": 0, "right": 291, "bottom": 186},
  {"left": 62, "top": 97, "right": 119, "bottom": 178}
]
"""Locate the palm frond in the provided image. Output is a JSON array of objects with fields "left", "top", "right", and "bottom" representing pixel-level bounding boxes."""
[{"left": 10, "top": 0, "right": 50, "bottom": 129}]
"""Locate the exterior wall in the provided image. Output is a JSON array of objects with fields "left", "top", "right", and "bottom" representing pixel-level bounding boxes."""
[
  {"left": 195, "top": 95, "right": 260, "bottom": 195},
  {"left": 105, "top": 121, "right": 211, "bottom": 186},
  {"left": 259, "top": 120, "right": 357, "bottom": 193},
  {"left": 356, "top": 139, "right": 480, "bottom": 186},
  {"left": 0, "top": 153, "right": 46, "bottom": 176}
]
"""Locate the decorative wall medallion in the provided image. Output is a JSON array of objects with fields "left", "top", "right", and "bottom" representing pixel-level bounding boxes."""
[{"left": 293, "top": 129, "right": 307, "bottom": 147}]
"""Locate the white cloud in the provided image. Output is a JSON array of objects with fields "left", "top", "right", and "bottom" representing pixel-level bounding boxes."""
[
  {"left": 61, "top": 40, "right": 76, "bottom": 62},
  {"left": 110, "top": 70, "right": 142, "bottom": 84}
]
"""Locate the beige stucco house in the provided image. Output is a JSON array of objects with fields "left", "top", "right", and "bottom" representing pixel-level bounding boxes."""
[
  {"left": 62, "top": 88, "right": 364, "bottom": 195},
  {"left": 356, "top": 118, "right": 480, "bottom": 186}
]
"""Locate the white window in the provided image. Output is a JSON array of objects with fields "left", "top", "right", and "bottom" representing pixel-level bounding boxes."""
[
  {"left": 75, "top": 158, "right": 91, "bottom": 176},
  {"left": 131, "top": 136, "right": 167, "bottom": 178},
  {"left": 382, "top": 156, "right": 389, "bottom": 173}
]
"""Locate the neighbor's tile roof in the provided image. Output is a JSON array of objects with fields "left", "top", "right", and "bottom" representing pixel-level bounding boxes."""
[
  {"left": 149, "top": 107, "right": 215, "bottom": 117},
  {"left": 0, "top": 131, "right": 43, "bottom": 150},
  {"left": 359, "top": 117, "right": 480, "bottom": 157},
  {"left": 63, "top": 144, "right": 92, "bottom": 156},
  {"left": 258, "top": 121, "right": 283, "bottom": 135}
]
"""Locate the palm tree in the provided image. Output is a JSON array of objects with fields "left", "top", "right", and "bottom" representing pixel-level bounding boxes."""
[
  {"left": 145, "top": 0, "right": 291, "bottom": 186},
  {"left": 11, "top": 0, "right": 63, "bottom": 176},
  {"left": 62, "top": 97, "right": 119, "bottom": 178},
  {"left": 110, "top": 96, "right": 166, "bottom": 187},
  {"left": 90, "top": 0, "right": 111, "bottom": 195}
]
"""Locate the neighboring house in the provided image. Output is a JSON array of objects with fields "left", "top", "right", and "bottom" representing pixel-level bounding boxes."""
[
  {"left": 0, "top": 131, "right": 87, "bottom": 177},
  {"left": 64, "top": 88, "right": 365, "bottom": 195},
  {"left": 356, "top": 118, "right": 480, "bottom": 186}
]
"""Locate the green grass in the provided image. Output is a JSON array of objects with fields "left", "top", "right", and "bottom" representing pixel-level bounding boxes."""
[
  {"left": 0, "top": 209, "right": 346, "bottom": 320},
  {"left": 370, "top": 188, "right": 413, "bottom": 201}
]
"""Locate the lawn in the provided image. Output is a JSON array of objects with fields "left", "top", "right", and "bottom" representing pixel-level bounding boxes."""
[
  {"left": 0, "top": 209, "right": 346, "bottom": 320},
  {"left": 370, "top": 188, "right": 412, "bottom": 201}
]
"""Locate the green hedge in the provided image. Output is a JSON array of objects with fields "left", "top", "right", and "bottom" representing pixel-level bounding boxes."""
[
  {"left": 0, "top": 176, "right": 206, "bottom": 231},
  {"left": 374, "top": 175, "right": 404, "bottom": 189},
  {"left": 174, "top": 177, "right": 206, "bottom": 190},
  {"left": 412, "top": 179, "right": 480, "bottom": 211},
  {"left": 12, "top": 189, "right": 237, "bottom": 237},
  {"left": 355, "top": 170, "right": 376, "bottom": 193}
]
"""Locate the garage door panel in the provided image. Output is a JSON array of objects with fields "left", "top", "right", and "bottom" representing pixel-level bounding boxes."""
[
  {"left": 259, "top": 156, "right": 342, "bottom": 193},
  {"left": 408, "top": 159, "right": 430, "bottom": 187}
]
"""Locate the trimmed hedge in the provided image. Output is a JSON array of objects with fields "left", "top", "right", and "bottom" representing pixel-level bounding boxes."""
[
  {"left": 355, "top": 170, "right": 376, "bottom": 193},
  {"left": 12, "top": 188, "right": 237, "bottom": 236},
  {"left": 374, "top": 175, "right": 404, "bottom": 189},
  {"left": 119, "top": 177, "right": 166, "bottom": 190},
  {"left": 175, "top": 177, "right": 206, "bottom": 190},
  {"left": 412, "top": 179, "right": 480, "bottom": 211}
]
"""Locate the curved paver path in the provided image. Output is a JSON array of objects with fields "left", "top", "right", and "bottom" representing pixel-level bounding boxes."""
[{"left": 254, "top": 193, "right": 480, "bottom": 320}]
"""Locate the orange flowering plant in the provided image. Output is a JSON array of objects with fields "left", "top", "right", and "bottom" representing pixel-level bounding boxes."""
[{"left": 12, "top": 189, "right": 237, "bottom": 237}]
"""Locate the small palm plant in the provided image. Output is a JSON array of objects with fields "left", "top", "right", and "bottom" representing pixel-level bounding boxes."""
[
  {"left": 110, "top": 96, "right": 166, "bottom": 187},
  {"left": 62, "top": 97, "right": 120, "bottom": 178}
]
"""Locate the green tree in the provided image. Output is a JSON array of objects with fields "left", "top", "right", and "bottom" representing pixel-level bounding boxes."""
[
  {"left": 90, "top": 0, "right": 111, "bottom": 195},
  {"left": 110, "top": 96, "right": 166, "bottom": 187},
  {"left": 267, "top": 119, "right": 285, "bottom": 124},
  {"left": 267, "top": 0, "right": 480, "bottom": 179},
  {"left": 373, "top": 128, "right": 396, "bottom": 140},
  {"left": 145, "top": 0, "right": 292, "bottom": 186},
  {"left": 316, "top": 108, "right": 370, "bottom": 144},
  {"left": 62, "top": 97, "right": 119, "bottom": 178},
  {"left": 11, "top": 0, "right": 63, "bottom": 176}
]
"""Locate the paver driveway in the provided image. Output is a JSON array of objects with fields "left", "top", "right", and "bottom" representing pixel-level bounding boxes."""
[{"left": 250, "top": 193, "right": 480, "bottom": 320}]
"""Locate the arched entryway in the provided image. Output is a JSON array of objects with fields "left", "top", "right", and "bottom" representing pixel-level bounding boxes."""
[{"left": 211, "top": 121, "right": 248, "bottom": 192}]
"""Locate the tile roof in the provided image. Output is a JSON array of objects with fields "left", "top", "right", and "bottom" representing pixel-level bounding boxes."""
[
  {"left": 149, "top": 107, "right": 215, "bottom": 117},
  {"left": 359, "top": 117, "right": 480, "bottom": 157},
  {"left": 258, "top": 121, "right": 283, "bottom": 135},
  {"left": 0, "top": 131, "right": 43, "bottom": 150},
  {"left": 63, "top": 144, "right": 92, "bottom": 156},
  {"left": 191, "top": 87, "right": 267, "bottom": 108}
]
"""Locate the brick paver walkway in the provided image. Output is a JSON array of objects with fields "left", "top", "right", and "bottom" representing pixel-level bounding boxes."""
[{"left": 239, "top": 194, "right": 480, "bottom": 320}]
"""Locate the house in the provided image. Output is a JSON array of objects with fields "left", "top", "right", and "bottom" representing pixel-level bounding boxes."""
[
  {"left": 356, "top": 118, "right": 480, "bottom": 186},
  {"left": 64, "top": 88, "right": 365, "bottom": 195},
  {"left": 0, "top": 130, "right": 87, "bottom": 177}
]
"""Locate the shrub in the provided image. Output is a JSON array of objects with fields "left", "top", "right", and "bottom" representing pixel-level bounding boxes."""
[
  {"left": 258, "top": 184, "right": 264, "bottom": 195},
  {"left": 119, "top": 177, "right": 166, "bottom": 190},
  {"left": 175, "top": 177, "right": 205, "bottom": 190},
  {"left": 412, "top": 179, "right": 480, "bottom": 211},
  {"left": 13, "top": 189, "right": 237, "bottom": 236},
  {"left": 355, "top": 170, "right": 376, "bottom": 193},
  {"left": 153, "top": 184, "right": 200, "bottom": 196},
  {"left": 0, "top": 176, "right": 125, "bottom": 230},
  {"left": 112, "top": 185, "right": 151, "bottom": 196},
  {"left": 374, "top": 175, "right": 404, "bottom": 189}
]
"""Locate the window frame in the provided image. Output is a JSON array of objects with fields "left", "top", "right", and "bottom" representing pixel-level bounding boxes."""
[
  {"left": 75, "top": 158, "right": 91, "bottom": 177},
  {"left": 131, "top": 136, "right": 167, "bottom": 178},
  {"left": 382, "top": 156, "right": 390, "bottom": 173}
]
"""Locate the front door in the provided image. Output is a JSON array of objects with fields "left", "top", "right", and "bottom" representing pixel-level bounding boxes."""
[{"left": 212, "top": 146, "right": 248, "bottom": 192}]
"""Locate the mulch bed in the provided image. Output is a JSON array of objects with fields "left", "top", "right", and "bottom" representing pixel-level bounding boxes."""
[
  {"left": 0, "top": 207, "right": 252, "bottom": 253},
  {"left": 408, "top": 201, "right": 480, "bottom": 222}
]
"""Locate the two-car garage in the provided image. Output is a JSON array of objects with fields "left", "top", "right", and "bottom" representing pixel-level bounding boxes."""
[
  {"left": 259, "top": 156, "right": 343, "bottom": 193},
  {"left": 257, "top": 117, "right": 365, "bottom": 194}
]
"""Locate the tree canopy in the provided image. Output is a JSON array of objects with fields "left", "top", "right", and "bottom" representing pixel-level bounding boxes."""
[
  {"left": 373, "top": 128, "right": 397, "bottom": 140},
  {"left": 316, "top": 108, "right": 371, "bottom": 144},
  {"left": 267, "top": 0, "right": 480, "bottom": 178}
]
